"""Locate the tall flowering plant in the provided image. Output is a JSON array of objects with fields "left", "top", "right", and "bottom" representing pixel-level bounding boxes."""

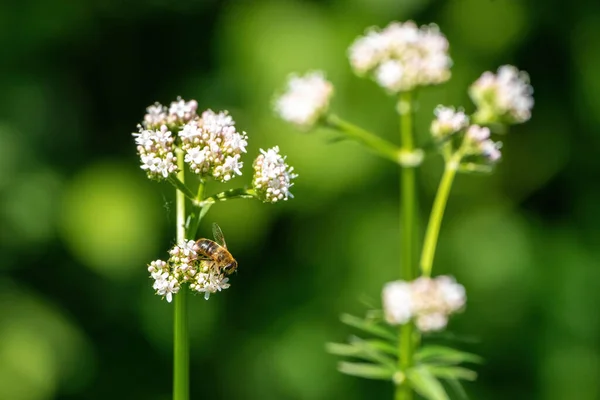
[
  {"left": 131, "top": 99, "right": 297, "bottom": 399},
  {"left": 275, "top": 21, "right": 533, "bottom": 399}
]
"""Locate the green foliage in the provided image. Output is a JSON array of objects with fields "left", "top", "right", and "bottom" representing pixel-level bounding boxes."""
[{"left": 328, "top": 312, "right": 481, "bottom": 398}]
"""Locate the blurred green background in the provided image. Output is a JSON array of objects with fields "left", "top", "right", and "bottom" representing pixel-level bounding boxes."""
[{"left": 1, "top": 0, "right": 598, "bottom": 399}]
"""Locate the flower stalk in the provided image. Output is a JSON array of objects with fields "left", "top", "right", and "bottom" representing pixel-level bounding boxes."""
[
  {"left": 420, "top": 154, "right": 460, "bottom": 278},
  {"left": 173, "top": 149, "right": 189, "bottom": 400},
  {"left": 397, "top": 91, "right": 416, "bottom": 400}
]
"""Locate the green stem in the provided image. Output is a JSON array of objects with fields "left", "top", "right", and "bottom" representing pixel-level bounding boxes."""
[
  {"left": 200, "top": 188, "right": 256, "bottom": 206},
  {"left": 324, "top": 114, "right": 401, "bottom": 164},
  {"left": 419, "top": 154, "right": 460, "bottom": 277},
  {"left": 397, "top": 91, "right": 416, "bottom": 400},
  {"left": 173, "top": 150, "right": 189, "bottom": 400}
]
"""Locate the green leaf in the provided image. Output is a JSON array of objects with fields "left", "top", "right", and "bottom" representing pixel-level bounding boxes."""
[
  {"left": 426, "top": 365, "right": 477, "bottom": 381},
  {"left": 363, "top": 339, "right": 398, "bottom": 357},
  {"left": 340, "top": 314, "right": 397, "bottom": 342},
  {"left": 447, "top": 378, "right": 469, "bottom": 400},
  {"left": 408, "top": 366, "right": 450, "bottom": 400},
  {"left": 325, "top": 342, "right": 362, "bottom": 357},
  {"left": 415, "top": 345, "right": 483, "bottom": 365},
  {"left": 349, "top": 336, "right": 396, "bottom": 368},
  {"left": 337, "top": 362, "right": 395, "bottom": 380}
]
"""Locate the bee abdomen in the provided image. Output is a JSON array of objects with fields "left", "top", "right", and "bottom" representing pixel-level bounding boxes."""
[{"left": 194, "top": 239, "right": 219, "bottom": 258}]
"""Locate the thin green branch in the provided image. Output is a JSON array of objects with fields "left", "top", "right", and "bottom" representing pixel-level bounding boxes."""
[
  {"left": 324, "top": 114, "right": 402, "bottom": 164},
  {"left": 419, "top": 154, "right": 461, "bottom": 277},
  {"left": 199, "top": 188, "right": 257, "bottom": 206}
]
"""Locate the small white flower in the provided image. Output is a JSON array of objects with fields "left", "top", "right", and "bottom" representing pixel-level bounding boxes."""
[
  {"left": 470, "top": 65, "right": 534, "bottom": 124},
  {"left": 252, "top": 146, "right": 298, "bottom": 203},
  {"left": 275, "top": 71, "right": 334, "bottom": 129},
  {"left": 465, "top": 125, "right": 491, "bottom": 142},
  {"left": 143, "top": 102, "right": 168, "bottom": 128},
  {"left": 192, "top": 271, "right": 231, "bottom": 300},
  {"left": 375, "top": 60, "right": 405, "bottom": 92},
  {"left": 382, "top": 281, "right": 413, "bottom": 325},
  {"left": 436, "top": 276, "right": 466, "bottom": 312},
  {"left": 169, "top": 97, "right": 198, "bottom": 122},
  {"left": 431, "top": 106, "right": 469, "bottom": 138}
]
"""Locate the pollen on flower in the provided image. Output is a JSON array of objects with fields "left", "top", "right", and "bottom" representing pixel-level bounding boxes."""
[
  {"left": 178, "top": 110, "right": 248, "bottom": 182},
  {"left": 470, "top": 65, "right": 534, "bottom": 124},
  {"left": 275, "top": 71, "right": 334, "bottom": 129},
  {"left": 132, "top": 125, "right": 178, "bottom": 180},
  {"left": 430, "top": 105, "right": 469, "bottom": 139},
  {"left": 348, "top": 21, "right": 452, "bottom": 92},
  {"left": 252, "top": 146, "right": 298, "bottom": 203},
  {"left": 381, "top": 275, "right": 466, "bottom": 332}
]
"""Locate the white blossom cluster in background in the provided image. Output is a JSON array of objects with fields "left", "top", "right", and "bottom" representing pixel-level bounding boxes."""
[
  {"left": 348, "top": 21, "right": 452, "bottom": 92},
  {"left": 179, "top": 110, "right": 248, "bottom": 182},
  {"left": 382, "top": 276, "right": 466, "bottom": 332},
  {"left": 148, "top": 240, "right": 231, "bottom": 302},
  {"left": 464, "top": 125, "right": 502, "bottom": 163},
  {"left": 470, "top": 65, "right": 534, "bottom": 124},
  {"left": 275, "top": 71, "right": 334, "bottom": 129},
  {"left": 252, "top": 146, "right": 298, "bottom": 203}
]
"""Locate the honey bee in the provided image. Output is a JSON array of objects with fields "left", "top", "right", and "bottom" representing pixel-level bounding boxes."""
[{"left": 194, "top": 223, "right": 238, "bottom": 275}]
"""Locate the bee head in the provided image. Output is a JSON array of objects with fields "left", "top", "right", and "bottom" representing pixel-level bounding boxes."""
[{"left": 222, "top": 261, "right": 238, "bottom": 275}]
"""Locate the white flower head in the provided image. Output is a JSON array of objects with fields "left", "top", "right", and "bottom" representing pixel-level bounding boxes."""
[
  {"left": 382, "top": 280, "right": 413, "bottom": 325},
  {"left": 349, "top": 21, "right": 451, "bottom": 92},
  {"left": 431, "top": 105, "right": 469, "bottom": 139},
  {"left": 470, "top": 65, "right": 534, "bottom": 124},
  {"left": 381, "top": 275, "right": 466, "bottom": 332},
  {"left": 178, "top": 110, "right": 248, "bottom": 182},
  {"left": 132, "top": 125, "right": 178, "bottom": 180},
  {"left": 252, "top": 146, "right": 298, "bottom": 203},
  {"left": 275, "top": 71, "right": 334, "bottom": 129}
]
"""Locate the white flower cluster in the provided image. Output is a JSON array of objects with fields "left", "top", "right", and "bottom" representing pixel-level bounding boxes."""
[
  {"left": 464, "top": 125, "right": 502, "bottom": 163},
  {"left": 252, "top": 146, "right": 298, "bottom": 203},
  {"left": 275, "top": 71, "right": 334, "bottom": 129},
  {"left": 382, "top": 276, "right": 466, "bottom": 332},
  {"left": 133, "top": 125, "right": 178, "bottom": 180},
  {"left": 349, "top": 21, "right": 451, "bottom": 92},
  {"left": 430, "top": 106, "right": 469, "bottom": 139},
  {"left": 179, "top": 110, "right": 248, "bottom": 182},
  {"left": 147, "top": 240, "right": 231, "bottom": 302},
  {"left": 470, "top": 65, "right": 534, "bottom": 124}
]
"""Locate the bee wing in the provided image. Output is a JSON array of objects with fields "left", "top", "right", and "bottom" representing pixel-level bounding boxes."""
[{"left": 212, "top": 222, "right": 227, "bottom": 248}]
